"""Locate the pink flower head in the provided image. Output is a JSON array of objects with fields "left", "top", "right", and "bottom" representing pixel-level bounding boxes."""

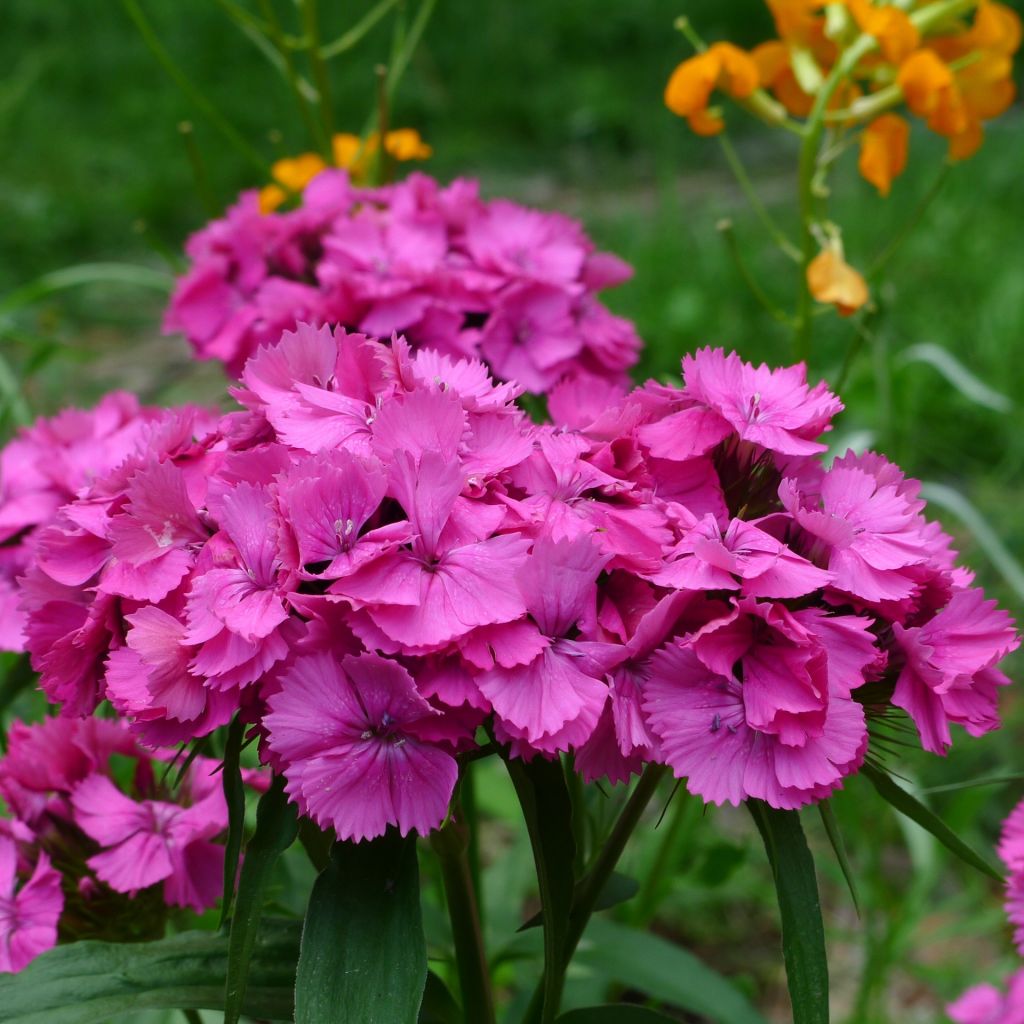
[
  {"left": 71, "top": 773, "right": 226, "bottom": 913},
  {"left": 264, "top": 651, "right": 458, "bottom": 841},
  {"left": 891, "top": 587, "right": 1019, "bottom": 754},
  {"left": 0, "top": 838, "right": 64, "bottom": 973}
]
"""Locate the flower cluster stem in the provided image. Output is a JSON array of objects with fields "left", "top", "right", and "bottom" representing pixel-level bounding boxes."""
[{"left": 431, "top": 799, "right": 496, "bottom": 1024}]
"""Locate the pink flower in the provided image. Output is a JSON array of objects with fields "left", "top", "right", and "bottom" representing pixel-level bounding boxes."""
[
  {"left": 891, "top": 587, "right": 1018, "bottom": 754},
  {"left": 0, "top": 839, "right": 64, "bottom": 973},
  {"left": 948, "top": 971, "right": 1024, "bottom": 1024},
  {"left": 264, "top": 651, "right": 458, "bottom": 842},
  {"left": 71, "top": 773, "right": 226, "bottom": 913}
]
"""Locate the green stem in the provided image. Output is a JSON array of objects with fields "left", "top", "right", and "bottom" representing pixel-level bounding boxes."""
[
  {"left": 177, "top": 121, "right": 218, "bottom": 217},
  {"left": 430, "top": 801, "right": 496, "bottom": 1024},
  {"left": 319, "top": 0, "right": 402, "bottom": 59},
  {"left": 386, "top": 0, "right": 438, "bottom": 100},
  {"left": 257, "top": 0, "right": 329, "bottom": 157},
  {"left": 120, "top": 0, "right": 268, "bottom": 174},
  {"left": 299, "top": 0, "right": 335, "bottom": 142},
  {"left": 868, "top": 162, "right": 952, "bottom": 279},
  {"left": 523, "top": 765, "right": 671, "bottom": 1024},
  {"left": 718, "top": 219, "right": 795, "bottom": 326},
  {"left": 0, "top": 347, "right": 30, "bottom": 426},
  {"left": 460, "top": 758, "right": 484, "bottom": 927},
  {"left": 794, "top": 32, "right": 878, "bottom": 365},
  {"left": 718, "top": 134, "right": 801, "bottom": 262}
]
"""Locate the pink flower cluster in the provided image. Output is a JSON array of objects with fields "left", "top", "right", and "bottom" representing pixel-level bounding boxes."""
[
  {"left": 164, "top": 171, "right": 641, "bottom": 389},
  {"left": 15, "top": 327, "right": 1018, "bottom": 843},
  {"left": 945, "top": 801, "right": 1024, "bottom": 1022},
  {"left": 0, "top": 716, "right": 247, "bottom": 972},
  {"left": 0, "top": 393, "right": 193, "bottom": 653}
]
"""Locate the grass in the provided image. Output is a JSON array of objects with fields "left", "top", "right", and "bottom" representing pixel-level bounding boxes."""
[{"left": 2, "top": 1, "right": 1024, "bottom": 1020}]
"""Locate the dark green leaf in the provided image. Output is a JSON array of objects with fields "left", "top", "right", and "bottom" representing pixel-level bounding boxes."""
[
  {"left": 518, "top": 871, "right": 638, "bottom": 931},
  {"left": 749, "top": 802, "right": 828, "bottom": 1024},
  {"left": 418, "top": 970, "right": 461, "bottom": 1024},
  {"left": 862, "top": 764, "right": 1002, "bottom": 880},
  {"left": 506, "top": 756, "right": 576, "bottom": 1017},
  {"left": 224, "top": 774, "right": 299, "bottom": 1024},
  {"left": 557, "top": 1007, "right": 678, "bottom": 1023},
  {"left": 576, "top": 919, "right": 768, "bottom": 1024},
  {"left": 0, "top": 920, "right": 299, "bottom": 1023},
  {"left": 219, "top": 715, "right": 246, "bottom": 928},
  {"left": 816, "top": 801, "right": 859, "bottom": 915},
  {"left": 295, "top": 830, "right": 427, "bottom": 1024},
  {"left": 0, "top": 654, "right": 35, "bottom": 723}
]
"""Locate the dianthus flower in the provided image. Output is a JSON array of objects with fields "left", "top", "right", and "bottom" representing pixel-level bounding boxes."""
[
  {"left": 165, "top": 172, "right": 641, "bottom": 387},
  {"left": 948, "top": 970, "right": 1024, "bottom": 1024},
  {"left": 17, "top": 332, "right": 1017, "bottom": 836},
  {"left": 0, "top": 838, "right": 63, "bottom": 973}
]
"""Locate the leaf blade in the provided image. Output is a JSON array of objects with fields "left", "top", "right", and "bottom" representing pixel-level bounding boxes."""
[
  {"left": 294, "top": 830, "right": 427, "bottom": 1024},
  {"left": 557, "top": 1007, "right": 679, "bottom": 1023},
  {"left": 862, "top": 764, "right": 1002, "bottom": 880},
  {"left": 749, "top": 802, "right": 828, "bottom": 1024}
]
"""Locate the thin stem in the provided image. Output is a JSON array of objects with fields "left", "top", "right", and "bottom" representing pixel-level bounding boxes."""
[
  {"left": 431, "top": 799, "right": 496, "bottom": 1024},
  {"left": 257, "top": 0, "right": 329, "bottom": 157},
  {"left": 319, "top": 0, "right": 402, "bottom": 59},
  {"left": 718, "top": 219, "right": 796, "bottom": 327},
  {"left": 375, "top": 63, "right": 392, "bottom": 185},
  {"left": 717, "top": 135, "right": 801, "bottom": 262},
  {"left": 386, "top": 0, "right": 438, "bottom": 101},
  {"left": 460, "top": 758, "right": 484, "bottom": 927},
  {"left": 178, "top": 121, "right": 218, "bottom": 217},
  {"left": 0, "top": 346, "right": 30, "bottom": 426},
  {"left": 523, "top": 764, "right": 671, "bottom": 1024},
  {"left": 120, "top": 0, "right": 268, "bottom": 174},
  {"left": 299, "top": 0, "right": 335, "bottom": 141},
  {"left": 181, "top": 1010, "right": 203, "bottom": 1024},
  {"left": 868, "top": 161, "right": 952, "bottom": 279}
]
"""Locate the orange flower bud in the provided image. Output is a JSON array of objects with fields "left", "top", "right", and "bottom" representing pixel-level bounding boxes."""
[
  {"left": 965, "top": 1, "right": 1022, "bottom": 56},
  {"left": 858, "top": 114, "right": 909, "bottom": 196},
  {"left": 384, "top": 129, "right": 433, "bottom": 162},
  {"left": 807, "top": 248, "right": 869, "bottom": 316},
  {"left": 269, "top": 153, "right": 327, "bottom": 193},
  {"left": 751, "top": 40, "right": 815, "bottom": 116},
  {"left": 258, "top": 184, "right": 288, "bottom": 214},
  {"left": 897, "top": 50, "right": 955, "bottom": 118}
]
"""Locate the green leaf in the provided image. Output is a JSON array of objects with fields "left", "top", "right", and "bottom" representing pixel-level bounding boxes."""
[
  {"left": 295, "top": 830, "right": 427, "bottom": 1024},
  {"left": 557, "top": 1007, "right": 679, "bottom": 1023},
  {"left": 219, "top": 715, "right": 246, "bottom": 929},
  {"left": 418, "top": 970, "right": 461, "bottom": 1024},
  {"left": 518, "top": 871, "right": 638, "bottom": 931},
  {"left": 224, "top": 774, "right": 299, "bottom": 1024},
  {"left": 576, "top": 919, "right": 768, "bottom": 1024},
  {"left": 816, "top": 801, "right": 859, "bottom": 915},
  {"left": 506, "top": 755, "right": 576, "bottom": 1019},
  {"left": 0, "top": 921, "right": 299, "bottom": 1023},
  {"left": 898, "top": 342, "right": 1012, "bottom": 414},
  {"left": 0, "top": 263, "right": 172, "bottom": 317},
  {"left": 862, "top": 764, "right": 1002, "bottom": 880},
  {"left": 749, "top": 802, "right": 828, "bottom": 1024},
  {"left": 0, "top": 654, "right": 36, "bottom": 724}
]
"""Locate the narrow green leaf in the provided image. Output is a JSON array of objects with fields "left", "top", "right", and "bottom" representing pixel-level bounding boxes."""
[
  {"left": 518, "top": 872, "right": 638, "bottom": 931},
  {"left": 0, "top": 921, "right": 300, "bottom": 1023},
  {"left": 576, "top": 918, "right": 768, "bottom": 1024},
  {"left": 749, "top": 802, "right": 829, "bottom": 1024},
  {"left": 0, "top": 263, "right": 172, "bottom": 317},
  {"left": 506, "top": 756, "right": 576, "bottom": 1020},
  {"left": 898, "top": 342, "right": 1012, "bottom": 413},
  {"left": 0, "top": 654, "right": 36, "bottom": 724},
  {"left": 418, "top": 971, "right": 461, "bottom": 1024},
  {"left": 295, "top": 831, "right": 427, "bottom": 1024},
  {"left": 862, "top": 764, "right": 1002, "bottom": 880},
  {"left": 219, "top": 716, "right": 246, "bottom": 929},
  {"left": 224, "top": 775, "right": 299, "bottom": 1024},
  {"left": 816, "top": 801, "right": 859, "bottom": 915},
  {"left": 557, "top": 1007, "right": 679, "bottom": 1023},
  {"left": 319, "top": 0, "right": 401, "bottom": 58}
]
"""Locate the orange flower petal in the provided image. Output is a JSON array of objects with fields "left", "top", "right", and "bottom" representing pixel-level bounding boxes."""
[
  {"left": 689, "top": 108, "right": 726, "bottom": 136},
  {"left": 858, "top": 113, "right": 909, "bottom": 196},
  {"left": 766, "top": 0, "right": 828, "bottom": 46},
  {"left": 384, "top": 129, "right": 433, "bottom": 162},
  {"left": 807, "top": 249, "right": 869, "bottom": 316},
  {"left": 847, "top": 0, "right": 920, "bottom": 64},
  {"left": 665, "top": 51, "right": 720, "bottom": 117},
  {"left": 966, "top": 1, "right": 1023, "bottom": 56},
  {"left": 948, "top": 117, "right": 984, "bottom": 161},
  {"left": 709, "top": 42, "right": 760, "bottom": 98},
  {"left": 332, "top": 133, "right": 363, "bottom": 169},
  {"left": 751, "top": 40, "right": 791, "bottom": 84},
  {"left": 897, "top": 49, "right": 955, "bottom": 117},
  {"left": 270, "top": 153, "right": 327, "bottom": 192}
]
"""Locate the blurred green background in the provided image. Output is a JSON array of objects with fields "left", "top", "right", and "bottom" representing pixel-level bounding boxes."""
[{"left": 1, "top": 1, "right": 1023, "bottom": 1021}]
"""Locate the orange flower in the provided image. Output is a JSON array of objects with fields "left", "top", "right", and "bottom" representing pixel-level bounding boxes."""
[
  {"left": 766, "top": 0, "right": 827, "bottom": 46},
  {"left": 964, "top": 0, "right": 1022, "bottom": 56},
  {"left": 897, "top": 50, "right": 967, "bottom": 133},
  {"left": 807, "top": 247, "right": 869, "bottom": 316},
  {"left": 332, "top": 129, "right": 433, "bottom": 180},
  {"left": 858, "top": 113, "right": 909, "bottom": 196},
  {"left": 845, "top": 0, "right": 920, "bottom": 65},
  {"left": 751, "top": 40, "right": 815, "bottom": 116},
  {"left": 665, "top": 42, "right": 760, "bottom": 135},
  {"left": 259, "top": 152, "right": 328, "bottom": 213}
]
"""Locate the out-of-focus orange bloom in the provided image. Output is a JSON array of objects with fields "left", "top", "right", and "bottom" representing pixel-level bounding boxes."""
[
  {"left": 858, "top": 113, "right": 909, "bottom": 196},
  {"left": 751, "top": 40, "right": 815, "bottom": 116},
  {"left": 964, "top": 0, "right": 1022, "bottom": 56},
  {"left": 259, "top": 153, "right": 327, "bottom": 213},
  {"left": 845, "top": 0, "right": 919, "bottom": 64},
  {"left": 333, "top": 129, "right": 433, "bottom": 179},
  {"left": 807, "top": 247, "right": 869, "bottom": 316},
  {"left": 665, "top": 42, "right": 760, "bottom": 135},
  {"left": 766, "top": 0, "right": 827, "bottom": 46}
]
